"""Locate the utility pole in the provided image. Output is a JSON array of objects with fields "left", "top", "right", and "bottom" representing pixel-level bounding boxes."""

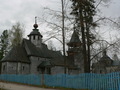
[{"left": 61, "top": 0, "right": 66, "bottom": 74}]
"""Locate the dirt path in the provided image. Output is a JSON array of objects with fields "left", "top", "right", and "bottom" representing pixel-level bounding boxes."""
[{"left": 0, "top": 82, "right": 57, "bottom": 90}]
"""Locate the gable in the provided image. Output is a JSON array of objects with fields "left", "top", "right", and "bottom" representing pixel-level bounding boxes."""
[{"left": 1, "top": 45, "right": 30, "bottom": 63}]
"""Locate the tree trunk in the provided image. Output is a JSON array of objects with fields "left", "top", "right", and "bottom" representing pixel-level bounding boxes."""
[
  {"left": 86, "top": 25, "right": 91, "bottom": 73},
  {"left": 79, "top": 8, "right": 88, "bottom": 73},
  {"left": 61, "top": 0, "right": 66, "bottom": 74}
]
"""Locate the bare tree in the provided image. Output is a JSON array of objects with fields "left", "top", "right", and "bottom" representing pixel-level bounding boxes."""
[
  {"left": 38, "top": 0, "right": 119, "bottom": 73},
  {"left": 38, "top": 0, "right": 72, "bottom": 73},
  {"left": 38, "top": 0, "right": 73, "bottom": 44},
  {"left": 47, "top": 40, "right": 56, "bottom": 50}
]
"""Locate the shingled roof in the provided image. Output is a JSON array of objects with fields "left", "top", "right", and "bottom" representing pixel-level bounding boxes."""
[
  {"left": 49, "top": 50, "right": 64, "bottom": 66},
  {"left": 49, "top": 50, "right": 76, "bottom": 67},
  {"left": 38, "top": 60, "right": 53, "bottom": 68},
  {"left": 28, "top": 29, "right": 43, "bottom": 37},
  {"left": 23, "top": 39, "right": 51, "bottom": 58},
  {"left": 1, "top": 45, "right": 30, "bottom": 63},
  {"left": 99, "top": 50, "right": 113, "bottom": 62},
  {"left": 67, "top": 30, "right": 81, "bottom": 47},
  {"left": 98, "top": 50, "right": 113, "bottom": 67}
]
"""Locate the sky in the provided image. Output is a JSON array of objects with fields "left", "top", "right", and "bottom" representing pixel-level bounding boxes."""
[
  {"left": 96, "top": 0, "right": 120, "bottom": 41},
  {"left": 0, "top": 0, "right": 60, "bottom": 35},
  {"left": 0, "top": 0, "right": 120, "bottom": 50}
]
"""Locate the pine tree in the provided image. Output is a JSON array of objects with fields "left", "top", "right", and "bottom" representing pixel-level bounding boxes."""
[
  {"left": 0, "top": 30, "right": 9, "bottom": 73},
  {"left": 0, "top": 30, "right": 9, "bottom": 59},
  {"left": 70, "top": 0, "right": 96, "bottom": 72}
]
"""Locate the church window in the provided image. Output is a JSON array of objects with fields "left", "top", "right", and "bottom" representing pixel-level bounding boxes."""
[{"left": 33, "top": 35, "right": 35, "bottom": 40}]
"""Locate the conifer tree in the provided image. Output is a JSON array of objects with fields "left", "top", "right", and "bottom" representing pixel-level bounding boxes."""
[
  {"left": 0, "top": 30, "right": 9, "bottom": 59},
  {"left": 0, "top": 30, "right": 9, "bottom": 73},
  {"left": 70, "top": 0, "right": 96, "bottom": 72}
]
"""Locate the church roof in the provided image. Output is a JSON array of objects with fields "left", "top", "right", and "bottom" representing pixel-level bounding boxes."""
[
  {"left": 100, "top": 54, "right": 113, "bottom": 61},
  {"left": 38, "top": 60, "right": 53, "bottom": 68},
  {"left": 99, "top": 51, "right": 113, "bottom": 62},
  {"left": 49, "top": 51, "right": 76, "bottom": 67},
  {"left": 67, "top": 30, "right": 81, "bottom": 47},
  {"left": 28, "top": 29, "right": 43, "bottom": 37},
  {"left": 97, "top": 50, "right": 113, "bottom": 67},
  {"left": 49, "top": 50, "right": 64, "bottom": 66},
  {"left": 23, "top": 39, "right": 51, "bottom": 58},
  {"left": 1, "top": 45, "right": 30, "bottom": 63}
]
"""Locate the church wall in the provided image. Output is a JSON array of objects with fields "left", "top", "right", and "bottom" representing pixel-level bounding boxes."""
[
  {"left": 31, "top": 35, "right": 42, "bottom": 48},
  {"left": 5, "top": 62, "right": 17, "bottom": 74},
  {"left": 68, "top": 69, "right": 80, "bottom": 75},
  {"left": 1, "top": 62, "right": 7, "bottom": 74},
  {"left": 74, "top": 52, "right": 84, "bottom": 73},
  {"left": 17, "top": 62, "right": 22, "bottom": 74},
  {"left": 106, "top": 66, "right": 118, "bottom": 73},
  {"left": 30, "top": 56, "right": 47, "bottom": 74},
  {"left": 17, "top": 63, "right": 30, "bottom": 74},
  {"left": 51, "top": 66, "right": 64, "bottom": 74},
  {"left": 1, "top": 62, "right": 30, "bottom": 74},
  {"left": 92, "top": 65, "right": 107, "bottom": 74}
]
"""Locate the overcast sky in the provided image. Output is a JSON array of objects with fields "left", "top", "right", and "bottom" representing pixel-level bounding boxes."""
[
  {"left": 0, "top": 0, "right": 61, "bottom": 35},
  {"left": 0, "top": 0, "right": 120, "bottom": 50}
]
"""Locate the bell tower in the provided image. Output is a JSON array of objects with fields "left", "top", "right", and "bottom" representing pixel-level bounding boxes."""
[
  {"left": 67, "top": 30, "right": 84, "bottom": 72},
  {"left": 67, "top": 30, "right": 81, "bottom": 55},
  {"left": 28, "top": 17, "right": 43, "bottom": 48}
]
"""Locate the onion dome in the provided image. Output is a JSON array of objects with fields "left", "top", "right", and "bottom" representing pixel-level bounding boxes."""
[
  {"left": 28, "top": 17, "right": 43, "bottom": 37},
  {"left": 33, "top": 17, "right": 38, "bottom": 29},
  {"left": 33, "top": 23, "right": 38, "bottom": 29}
]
